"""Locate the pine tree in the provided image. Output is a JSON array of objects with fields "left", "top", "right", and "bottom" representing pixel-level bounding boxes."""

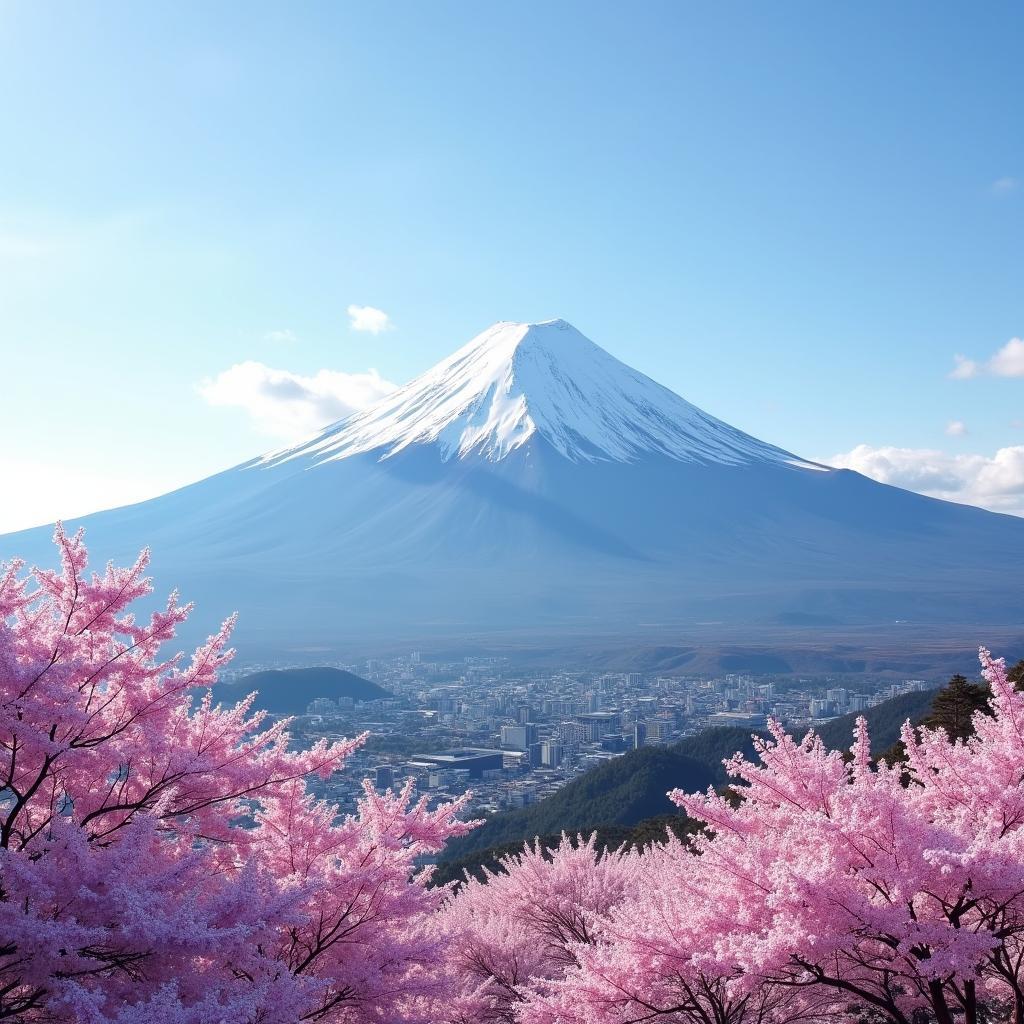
[{"left": 920, "top": 672, "right": 992, "bottom": 742}]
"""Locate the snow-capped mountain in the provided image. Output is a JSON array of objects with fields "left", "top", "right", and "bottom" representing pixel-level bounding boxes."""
[
  {"left": 4, "top": 319, "right": 1024, "bottom": 652},
  {"left": 266, "top": 319, "right": 811, "bottom": 468}
]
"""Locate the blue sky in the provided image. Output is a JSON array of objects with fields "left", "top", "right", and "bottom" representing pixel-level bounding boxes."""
[{"left": 1, "top": 1, "right": 1022, "bottom": 530}]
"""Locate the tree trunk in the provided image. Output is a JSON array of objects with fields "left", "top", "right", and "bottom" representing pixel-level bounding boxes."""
[{"left": 928, "top": 980, "right": 955, "bottom": 1024}]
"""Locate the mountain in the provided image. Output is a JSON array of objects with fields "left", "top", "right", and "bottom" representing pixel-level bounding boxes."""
[
  {"left": 212, "top": 667, "right": 391, "bottom": 716},
  {"left": 268, "top": 318, "right": 805, "bottom": 466},
  {"left": 4, "top": 318, "right": 1024, "bottom": 650}
]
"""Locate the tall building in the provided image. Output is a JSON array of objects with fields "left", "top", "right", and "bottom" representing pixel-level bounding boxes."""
[
  {"left": 500, "top": 723, "right": 538, "bottom": 751},
  {"left": 540, "top": 741, "right": 563, "bottom": 767},
  {"left": 374, "top": 765, "right": 394, "bottom": 791},
  {"left": 633, "top": 722, "right": 647, "bottom": 749},
  {"left": 647, "top": 717, "right": 676, "bottom": 741},
  {"left": 556, "top": 721, "right": 586, "bottom": 747},
  {"left": 575, "top": 712, "right": 620, "bottom": 742}
]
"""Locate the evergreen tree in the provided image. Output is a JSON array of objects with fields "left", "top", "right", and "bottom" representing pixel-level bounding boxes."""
[
  {"left": 878, "top": 671, "right": 992, "bottom": 766},
  {"left": 920, "top": 672, "right": 992, "bottom": 741}
]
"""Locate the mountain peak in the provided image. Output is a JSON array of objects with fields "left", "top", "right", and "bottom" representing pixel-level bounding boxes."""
[
  {"left": 452, "top": 318, "right": 596, "bottom": 365},
  {"left": 266, "top": 319, "right": 805, "bottom": 468}
]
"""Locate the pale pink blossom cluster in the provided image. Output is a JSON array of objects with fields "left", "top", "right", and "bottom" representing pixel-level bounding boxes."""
[
  {"left": 0, "top": 528, "right": 477, "bottom": 1022},
  {"left": 436, "top": 835, "right": 642, "bottom": 1024},
  {"left": 441, "top": 652, "right": 1024, "bottom": 1024}
]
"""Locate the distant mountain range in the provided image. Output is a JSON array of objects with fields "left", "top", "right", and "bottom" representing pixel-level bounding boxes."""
[
  {"left": 4, "top": 318, "right": 1024, "bottom": 650},
  {"left": 213, "top": 667, "right": 391, "bottom": 716}
]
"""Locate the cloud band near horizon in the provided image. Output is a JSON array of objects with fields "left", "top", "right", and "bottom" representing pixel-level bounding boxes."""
[{"left": 826, "top": 443, "right": 1024, "bottom": 517}]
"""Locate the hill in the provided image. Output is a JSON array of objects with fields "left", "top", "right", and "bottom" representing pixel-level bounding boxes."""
[
  {"left": 441, "top": 745, "right": 717, "bottom": 861},
  {"left": 814, "top": 688, "right": 937, "bottom": 754},
  {"left": 670, "top": 725, "right": 763, "bottom": 785},
  {"left": 439, "top": 727, "right": 761, "bottom": 863},
  {"left": 431, "top": 815, "right": 701, "bottom": 888},
  {"left": 213, "top": 667, "right": 392, "bottom": 716}
]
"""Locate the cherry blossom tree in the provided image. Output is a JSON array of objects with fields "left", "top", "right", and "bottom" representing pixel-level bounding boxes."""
[
  {"left": 900, "top": 648, "right": 1024, "bottom": 1024},
  {"left": 518, "top": 833, "right": 832, "bottom": 1024},
  {"left": 522, "top": 649, "right": 1024, "bottom": 1024},
  {"left": 0, "top": 527, "right": 477, "bottom": 1023},
  {"left": 438, "top": 835, "right": 640, "bottom": 1024}
]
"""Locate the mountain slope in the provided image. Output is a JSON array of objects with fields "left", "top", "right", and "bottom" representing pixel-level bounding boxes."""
[{"left": 3, "top": 318, "right": 1024, "bottom": 649}]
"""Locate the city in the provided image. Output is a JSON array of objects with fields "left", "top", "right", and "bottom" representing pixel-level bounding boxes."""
[{"left": 223, "top": 655, "right": 934, "bottom": 820}]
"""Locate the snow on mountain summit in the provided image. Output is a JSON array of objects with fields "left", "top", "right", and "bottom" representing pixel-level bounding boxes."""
[{"left": 266, "top": 319, "right": 809, "bottom": 467}]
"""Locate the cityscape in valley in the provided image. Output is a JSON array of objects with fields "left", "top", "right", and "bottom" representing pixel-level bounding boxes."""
[
  {"left": 252, "top": 655, "right": 932, "bottom": 821},
  {"left": 3, "top": 4, "right": 1023, "bottom": 1023}
]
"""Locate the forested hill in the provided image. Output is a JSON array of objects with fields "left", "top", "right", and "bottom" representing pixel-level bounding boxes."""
[
  {"left": 212, "top": 667, "right": 392, "bottom": 715},
  {"left": 441, "top": 747, "right": 715, "bottom": 860},
  {"left": 439, "top": 691, "right": 944, "bottom": 868},
  {"left": 431, "top": 815, "right": 700, "bottom": 887},
  {"left": 440, "top": 726, "right": 759, "bottom": 861},
  {"left": 814, "top": 688, "right": 937, "bottom": 754}
]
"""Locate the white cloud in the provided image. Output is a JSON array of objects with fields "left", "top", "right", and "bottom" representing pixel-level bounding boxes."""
[
  {"left": 991, "top": 177, "right": 1020, "bottom": 195},
  {"left": 989, "top": 338, "right": 1024, "bottom": 378},
  {"left": 264, "top": 328, "right": 298, "bottom": 344},
  {"left": 949, "top": 354, "right": 980, "bottom": 380},
  {"left": 197, "top": 361, "right": 397, "bottom": 440},
  {"left": 945, "top": 419, "right": 967, "bottom": 437},
  {"left": 825, "top": 443, "right": 1024, "bottom": 516},
  {"left": 950, "top": 338, "right": 1024, "bottom": 379},
  {"left": 347, "top": 305, "right": 393, "bottom": 335}
]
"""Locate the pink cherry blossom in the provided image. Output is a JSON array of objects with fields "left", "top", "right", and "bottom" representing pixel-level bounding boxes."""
[
  {"left": 0, "top": 527, "right": 478, "bottom": 1021},
  {"left": 438, "top": 834, "right": 640, "bottom": 1023},
  {"left": 518, "top": 649, "right": 1024, "bottom": 1024}
]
